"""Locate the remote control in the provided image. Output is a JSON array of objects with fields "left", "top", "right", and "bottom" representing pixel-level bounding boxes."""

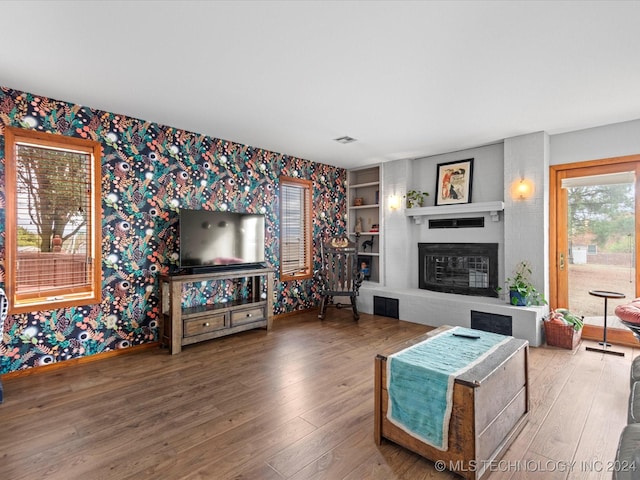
[{"left": 452, "top": 333, "right": 480, "bottom": 339}]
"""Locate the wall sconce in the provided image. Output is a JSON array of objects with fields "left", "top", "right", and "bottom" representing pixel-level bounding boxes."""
[
  {"left": 511, "top": 177, "right": 534, "bottom": 200},
  {"left": 388, "top": 194, "right": 400, "bottom": 210}
]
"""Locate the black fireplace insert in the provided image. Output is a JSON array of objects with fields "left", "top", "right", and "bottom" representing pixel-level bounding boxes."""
[{"left": 418, "top": 243, "right": 499, "bottom": 297}]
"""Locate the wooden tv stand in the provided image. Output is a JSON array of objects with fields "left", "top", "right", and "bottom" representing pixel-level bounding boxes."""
[{"left": 160, "top": 267, "right": 274, "bottom": 354}]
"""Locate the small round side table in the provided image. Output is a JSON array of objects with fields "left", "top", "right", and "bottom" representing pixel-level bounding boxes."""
[{"left": 587, "top": 290, "right": 625, "bottom": 357}]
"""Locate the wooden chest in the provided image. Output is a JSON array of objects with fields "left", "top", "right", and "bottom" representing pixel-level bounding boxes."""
[{"left": 374, "top": 326, "right": 529, "bottom": 480}]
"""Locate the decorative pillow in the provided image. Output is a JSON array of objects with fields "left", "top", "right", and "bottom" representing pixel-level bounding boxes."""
[{"left": 615, "top": 299, "right": 640, "bottom": 325}]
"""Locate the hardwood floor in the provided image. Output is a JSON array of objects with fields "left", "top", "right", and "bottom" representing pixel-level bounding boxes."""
[{"left": 0, "top": 310, "right": 637, "bottom": 480}]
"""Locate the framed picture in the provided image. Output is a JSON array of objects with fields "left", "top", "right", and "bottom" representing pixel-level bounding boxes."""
[{"left": 435, "top": 158, "right": 474, "bottom": 206}]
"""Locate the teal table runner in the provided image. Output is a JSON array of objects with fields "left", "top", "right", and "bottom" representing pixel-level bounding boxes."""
[{"left": 386, "top": 326, "right": 511, "bottom": 451}]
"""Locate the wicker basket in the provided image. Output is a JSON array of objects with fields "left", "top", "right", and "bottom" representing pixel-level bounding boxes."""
[{"left": 544, "top": 320, "right": 582, "bottom": 349}]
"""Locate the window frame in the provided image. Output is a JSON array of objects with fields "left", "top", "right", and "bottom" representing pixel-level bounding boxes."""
[
  {"left": 4, "top": 126, "right": 102, "bottom": 314},
  {"left": 279, "top": 176, "right": 312, "bottom": 281}
]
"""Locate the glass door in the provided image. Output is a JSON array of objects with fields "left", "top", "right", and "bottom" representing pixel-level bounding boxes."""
[
  {"left": 551, "top": 159, "right": 640, "bottom": 346},
  {"left": 565, "top": 172, "right": 635, "bottom": 334}
]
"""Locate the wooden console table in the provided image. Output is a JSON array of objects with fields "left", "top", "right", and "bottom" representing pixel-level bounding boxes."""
[
  {"left": 160, "top": 267, "right": 274, "bottom": 354},
  {"left": 374, "top": 325, "right": 529, "bottom": 480}
]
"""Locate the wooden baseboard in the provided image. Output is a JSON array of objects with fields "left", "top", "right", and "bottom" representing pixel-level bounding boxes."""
[{"left": 0, "top": 342, "right": 160, "bottom": 380}]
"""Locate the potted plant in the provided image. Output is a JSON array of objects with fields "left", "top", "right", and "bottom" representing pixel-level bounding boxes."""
[
  {"left": 501, "top": 261, "right": 547, "bottom": 306},
  {"left": 405, "top": 190, "right": 429, "bottom": 208}
]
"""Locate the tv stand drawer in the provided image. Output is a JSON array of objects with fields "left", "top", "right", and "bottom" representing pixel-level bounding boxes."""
[
  {"left": 231, "top": 306, "right": 265, "bottom": 326},
  {"left": 184, "top": 313, "right": 226, "bottom": 337}
]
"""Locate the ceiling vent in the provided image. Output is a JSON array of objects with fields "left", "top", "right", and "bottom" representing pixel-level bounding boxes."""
[{"left": 334, "top": 136, "right": 357, "bottom": 144}]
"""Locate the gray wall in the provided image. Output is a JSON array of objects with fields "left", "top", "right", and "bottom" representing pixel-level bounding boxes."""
[
  {"left": 382, "top": 118, "right": 640, "bottom": 294},
  {"left": 383, "top": 143, "right": 505, "bottom": 290},
  {"left": 550, "top": 118, "right": 640, "bottom": 165},
  {"left": 365, "top": 119, "right": 640, "bottom": 345}
]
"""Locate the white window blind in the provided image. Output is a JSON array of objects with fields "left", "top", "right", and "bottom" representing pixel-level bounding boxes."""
[
  {"left": 280, "top": 179, "right": 311, "bottom": 278},
  {"left": 14, "top": 143, "right": 93, "bottom": 297}
]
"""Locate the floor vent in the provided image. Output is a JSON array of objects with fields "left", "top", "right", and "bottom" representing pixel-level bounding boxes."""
[
  {"left": 374, "top": 296, "right": 399, "bottom": 319},
  {"left": 471, "top": 310, "right": 512, "bottom": 336}
]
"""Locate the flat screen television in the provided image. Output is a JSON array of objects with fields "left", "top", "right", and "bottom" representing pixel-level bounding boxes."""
[{"left": 179, "top": 209, "right": 266, "bottom": 272}]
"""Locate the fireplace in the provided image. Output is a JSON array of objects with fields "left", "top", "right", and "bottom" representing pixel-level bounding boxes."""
[{"left": 418, "top": 243, "right": 499, "bottom": 297}]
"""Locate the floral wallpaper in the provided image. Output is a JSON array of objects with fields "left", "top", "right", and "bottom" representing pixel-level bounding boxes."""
[{"left": 0, "top": 86, "right": 347, "bottom": 374}]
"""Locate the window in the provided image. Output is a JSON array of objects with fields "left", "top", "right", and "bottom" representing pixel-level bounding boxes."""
[
  {"left": 280, "top": 176, "right": 312, "bottom": 280},
  {"left": 4, "top": 127, "right": 102, "bottom": 314}
]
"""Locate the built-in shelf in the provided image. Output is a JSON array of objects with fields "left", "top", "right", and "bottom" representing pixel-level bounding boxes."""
[
  {"left": 348, "top": 166, "right": 382, "bottom": 284},
  {"left": 350, "top": 204, "right": 379, "bottom": 210},
  {"left": 350, "top": 181, "right": 380, "bottom": 189},
  {"left": 404, "top": 201, "right": 505, "bottom": 223}
]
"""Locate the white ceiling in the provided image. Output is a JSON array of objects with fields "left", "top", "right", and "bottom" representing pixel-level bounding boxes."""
[{"left": 2, "top": 1, "right": 640, "bottom": 169}]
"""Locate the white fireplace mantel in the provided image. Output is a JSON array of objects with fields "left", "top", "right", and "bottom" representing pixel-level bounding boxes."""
[{"left": 404, "top": 200, "right": 505, "bottom": 223}]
